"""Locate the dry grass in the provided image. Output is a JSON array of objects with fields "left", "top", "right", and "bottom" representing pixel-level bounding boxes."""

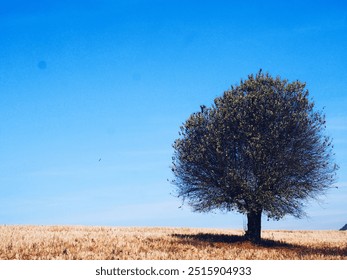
[{"left": 0, "top": 225, "right": 346, "bottom": 260}]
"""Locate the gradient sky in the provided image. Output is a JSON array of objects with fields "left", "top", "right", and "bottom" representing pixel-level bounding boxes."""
[{"left": 0, "top": 0, "right": 346, "bottom": 230}]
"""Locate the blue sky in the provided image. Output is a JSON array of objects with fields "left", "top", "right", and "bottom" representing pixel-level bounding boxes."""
[{"left": 0, "top": 0, "right": 346, "bottom": 230}]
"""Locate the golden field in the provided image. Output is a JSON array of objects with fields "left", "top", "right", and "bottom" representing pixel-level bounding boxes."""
[{"left": 0, "top": 225, "right": 346, "bottom": 260}]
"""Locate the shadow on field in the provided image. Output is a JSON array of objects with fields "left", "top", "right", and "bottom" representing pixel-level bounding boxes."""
[
  {"left": 172, "top": 233, "right": 347, "bottom": 258},
  {"left": 172, "top": 233, "right": 293, "bottom": 248}
]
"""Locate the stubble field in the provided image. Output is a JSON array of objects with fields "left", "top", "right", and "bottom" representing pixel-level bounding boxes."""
[{"left": 0, "top": 225, "right": 346, "bottom": 260}]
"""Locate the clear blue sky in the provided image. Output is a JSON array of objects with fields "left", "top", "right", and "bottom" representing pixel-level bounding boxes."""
[{"left": 0, "top": 0, "right": 346, "bottom": 230}]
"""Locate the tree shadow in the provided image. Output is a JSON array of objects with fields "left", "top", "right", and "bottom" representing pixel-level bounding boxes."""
[
  {"left": 172, "top": 233, "right": 294, "bottom": 248},
  {"left": 171, "top": 233, "right": 347, "bottom": 259}
]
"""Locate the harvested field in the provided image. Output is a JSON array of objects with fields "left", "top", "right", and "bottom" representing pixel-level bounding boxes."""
[{"left": 0, "top": 225, "right": 346, "bottom": 260}]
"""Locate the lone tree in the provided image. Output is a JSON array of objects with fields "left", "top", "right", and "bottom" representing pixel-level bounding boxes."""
[{"left": 171, "top": 70, "right": 338, "bottom": 242}]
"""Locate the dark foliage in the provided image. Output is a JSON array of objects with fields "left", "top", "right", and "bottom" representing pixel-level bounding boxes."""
[{"left": 172, "top": 70, "right": 338, "bottom": 242}]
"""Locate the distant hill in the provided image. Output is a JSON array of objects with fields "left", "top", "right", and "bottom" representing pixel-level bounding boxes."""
[{"left": 340, "top": 224, "right": 347, "bottom": 231}]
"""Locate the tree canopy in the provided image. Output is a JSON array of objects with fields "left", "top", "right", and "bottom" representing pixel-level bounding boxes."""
[{"left": 171, "top": 70, "right": 338, "bottom": 242}]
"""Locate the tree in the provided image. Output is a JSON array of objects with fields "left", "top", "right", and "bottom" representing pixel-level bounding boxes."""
[{"left": 171, "top": 70, "right": 338, "bottom": 242}]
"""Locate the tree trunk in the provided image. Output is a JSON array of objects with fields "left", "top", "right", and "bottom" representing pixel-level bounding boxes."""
[{"left": 245, "top": 210, "right": 262, "bottom": 243}]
